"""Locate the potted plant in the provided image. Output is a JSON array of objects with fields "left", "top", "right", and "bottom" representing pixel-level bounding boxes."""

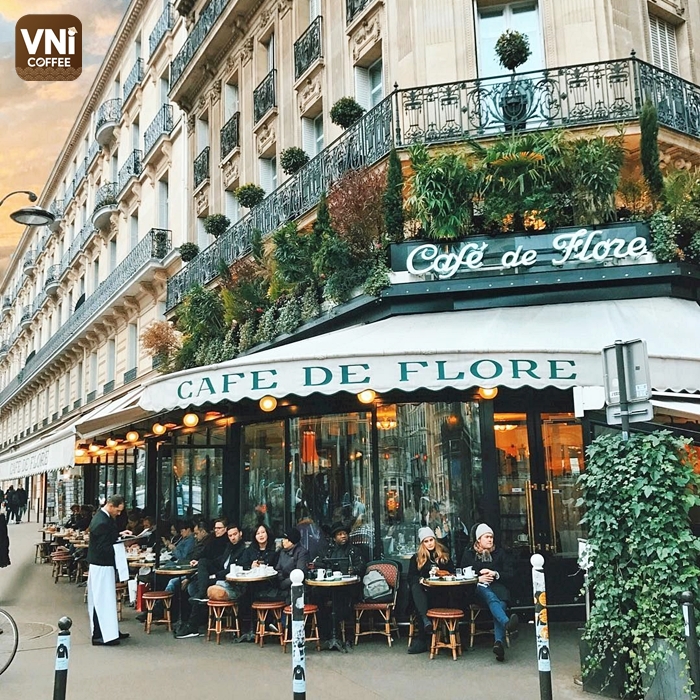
[
  {"left": 494, "top": 29, "right": 532, "bottom": 131},
  {"left": 579, "top": 430, "right": 700, "bottom": 699},
  {"left": 235, "top": 183, "right": 266, "bottom": 209},
  {"left": 280, "top": 147, "right": 310, "bottom": 175},
  {"left": 203, "top": 213, "right": 230, "bottom": 239},
  {"left": 178, "top": 242, "right": 200, "bottom": 262},
  {"left": 330, "top": 97, "right": 366, "bottom": 130}
]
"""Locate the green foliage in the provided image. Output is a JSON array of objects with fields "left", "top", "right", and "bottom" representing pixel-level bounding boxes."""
[
  {"left": 277, "top": 296, "right": 302, "bottom": 335},
  {"left": 178, "top": 242, "right": 200, "bottom": 262},
  {"left": 617, "top": 178, "right": 652, "bottom": 221},
  {"left": 280, "top": 147, "right": 310, "bottom": 175},
  {"left": 238, "top": 319, "right": 257, "bottom": 353},
  {"left": 579, "top": 431, "right": 700, "bottom": 699},
  {"left": 235, "top": 183, "right": 266, "bottom": 208},
  {"left": 272, "top": 222, "right": 319, "bottom": 289},
  {"left": 221, "top": 260, "right": 269, "bottom": 325},
  {"left": 363, "top": 259, "right": 391, "bottom": 297},
  {"left": 494, "top": 30, "right": 531, "bottom": 72},
  {"left": 407, "top": 143, "right": 477, "bottom": 239},
  {"left": 323, "top": 265, "right": 368, "bottom": 305},
  {"left": 310, "top": 194, "right": 352, "bottom": 279},
  {"left": 330, "top": 97, "right": 366, "bottom": 129},
  {"left": 687, "top": 231, "right": 700, "bottom": 264},
  {"left": 660, "top": 168, "right": 700, "bottom": 254},
  {"left": 255, "top": 306, "right": 278, "bottom": 344},
  {"left": 640, "top": 101, "right": 664, "bottom": 203},
  {"left": 203, "top": 214, "right": 230, "bottom": 238},
  {"left": 649, "top": 211, "right": 681, "bottom": 262},
  {"left": 300, "top": 285, "right": 320, "bottom": 322},
  {"left": 384, "top": 149, "right": 405, "bottom": 244},
  {"left": 177, "top": 285, "right": 225, "bottom": 342}
]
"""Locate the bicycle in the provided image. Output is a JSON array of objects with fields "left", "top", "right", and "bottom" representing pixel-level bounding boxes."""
[{"left": 0, "top": 608, "right": 18, "bottom": 675}]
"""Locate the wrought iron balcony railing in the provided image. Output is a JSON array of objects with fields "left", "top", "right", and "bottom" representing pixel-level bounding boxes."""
[
  {"left": 295, "top": 16, "right": 323, "bottom": 80},
  {"left": 59, "top": 222, "right": 95, "bottom": 280},
  {"left": 2, "top": 296, "right": 11, "bottom": 311},
  {"left": 0, "top": 228, "right": 171, "bottom": 407},
  {"left": 31, "top": 292, "right": 46, "bottom": 317},
  {"left": 144, "top": 104, "right": 174, "bottom": 156},
  {"left": 103, "top": 380, "right": 115, "bottom": 395},
  {"left": 220, "top": 111, "right": 240, "bottom": 159},
  {"left": 123, "top": 367, "right": 137, "bottom": 384},
  {"left": 118, "top": 150, "right": 143, "bottom": 194},
  {"left": 45, "top": 264, "right": 60, "bottom": 286},
  {"left": 150, "top": 3, "right": 175, "bottom": 57},
  {"left": 254, "top": 69, "right": 276, "bottom": 124},
  {"left": 86, "top": 390, "right": 97, "bottom": 403},
  {"left": 124, "top": 59, "right": 144, "bottom": 103},
  {"left": 194, "top": 146, "right": 210, "bottom": 188},
  {"left": 166, "top": 56, "right": 700, "bottom": 310},
  {"left": 23, "top": 250, "right": 36, "bottom": 273},
  {"left": 170, "top": 0, "right": 231, "bottom": 88},
  {"left": 20, "top": 306, "right": 31, "bottom": 327},
  {"left": 87, "top": 140, "right": 101, "bottom": 168},
  {"left": 346, "top": 0, "right": 373, "bottom": 24},
  {"left": 74, "top": 157, "right": 87, "bottom": 189},
  {"left": 94, "top": 182, "right": 118, "bottom": 212},
  {"left": 95, "top": 98, "right": 122, "bottom": 134},
  {"left": 64, "top": 177, "right": 75, "bottom": 206},
  {"left": 49, "top": 199, "right": 64, "bottom": 219}
]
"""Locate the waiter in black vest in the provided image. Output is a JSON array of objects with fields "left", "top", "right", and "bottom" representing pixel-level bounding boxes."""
[{"left": 87, "top": 494, "right": 131, "bottom": 646}]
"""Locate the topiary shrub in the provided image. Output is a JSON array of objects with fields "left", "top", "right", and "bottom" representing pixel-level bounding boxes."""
[
  {"left": 238, "top": 319, "right": 257, "bottom": 353},
  {"left": 384, "top": 148, "right": 405, "bottom": 244},
  {"left": 300, "top": 286, "right": 320, "bottom": 322},
  {"left": 280, "top": 147, "right": 310, "bottom": 175},
  {"left": 649, "top": 211, "right": 681, "bottom": 262},
  {"left": 235, "top": 183, "right": 266, "bottom": 209},
  {"left": 255, "top": 306, "right": 278, "bottom": 344},
  {"left": 330, "top": 97, "right": 366, "bottom": 129},
  {"left": 203, "top": 214, "right": 231, "bottom": 239},
  {"left": 179, "top": 242, "right": 200, "bottom": 262},
  {"left": 277, "top": 296, "right": 302, "bottom": 335},
  {"left": 495, "top": 30, "right": 531, "bottom": 73}
]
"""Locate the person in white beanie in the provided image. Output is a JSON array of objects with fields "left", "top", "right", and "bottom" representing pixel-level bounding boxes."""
[
  {"left": 461, "top": 523, "right": 518, "bottom": 661},
  {"left": 406, "top": 526, "right": 455, "bottom": 654}
]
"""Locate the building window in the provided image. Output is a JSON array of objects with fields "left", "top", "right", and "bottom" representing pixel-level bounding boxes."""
[
  {"left": 93, "top": 257, "right": 100, "bottom": 292},
  {"left": 196, "top": 217, "right": 208, "bottom": 248},
  {"left": 649, "top": 13, "right": 679, "bottom": 75},
  {"left": 477, "top": 2, "right": 543, "bottom": 77},
  {"left": 302, "top": 114, "right": 324, "bottom": 157},
  {"left": 266, "top": 33, "right": 275, "bottom": 72},
  {"left": 107, "top": 339, "right": 116, "bottom": 382},
  {"left": 259, "top": 156, "right": 278, "bottom": 194},
  {"left": 127, "top": 323, "right": 138, "bottom": 371},
  {"left": 158, "top": 179, "right": 169, "bottom": 229},
  {"left": 355, "top": 58, "right": 383, "bottom": 110},
  {"left": 225, "top": 190, "right": 240, "bottom": 224},
  {"left": 130, "top": 213, "right": 139, "bottom": 249},
  {"left": 197, "top": 115, "right": 209, "bottom": 151},
  {"left": 131, "top": 120, "right": 140, "bottom": 150},
  {"left": 224, "top": 82, "right": 239, "bottom": 121},
  {"left": 109, "top": 238, "right": 117, "bottom": 272},
  {"left": 309, "top": 0, "right": 321, "bottom": 21}
]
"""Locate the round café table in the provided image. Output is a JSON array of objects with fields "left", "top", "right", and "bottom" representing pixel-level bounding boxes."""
[
  {"left": 154, "top": 565, "right": 197, "bottom": 620},
  {"left": 420, "top": 576, "right": 478, "bottom": 587},
  {"left": 225, "top": 570, "right": 279, "bottom": 640},
  {"left": 306, "top": 576, "right": 360, "bottom": 652}
]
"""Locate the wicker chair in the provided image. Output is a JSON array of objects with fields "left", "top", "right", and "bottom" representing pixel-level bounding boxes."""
[{"left": 353, "top": 560, "right": 400, "bottom": 647}]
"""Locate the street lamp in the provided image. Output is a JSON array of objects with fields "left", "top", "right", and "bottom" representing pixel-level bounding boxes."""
[{"left": 0, "top": 190, "right": 54, "bottom": 226}]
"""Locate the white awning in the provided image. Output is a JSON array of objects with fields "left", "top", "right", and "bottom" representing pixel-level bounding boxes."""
[
  {"left": 651, "top": 399, "right": 700, "bottom": 421},
  {"left": 139, "top": 297, "right": 700, "bottom": 413},
  {"left": 0, "top": 421, "right": 79, "bottom": 482},
  {"left": 75, "top": 386, "right": 150, "bottom": 439}
]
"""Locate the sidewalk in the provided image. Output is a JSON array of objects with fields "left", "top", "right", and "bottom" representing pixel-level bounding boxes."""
[{"left": 0, "top": 518, "right": 585, "bottom": 699}]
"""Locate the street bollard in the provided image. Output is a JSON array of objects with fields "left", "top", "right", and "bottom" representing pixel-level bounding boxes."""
[
  {"left": 531, "top": 555, "right": 553, "bottom": 700},
  {"left": 53, "top": 617, "right": 72, "bottom": 700},
  {"left": 290, "top": 569, "right": 306, "bottom": 700},
  {"left": 681, "top": 591, "right": 700, "bottom": 699}
]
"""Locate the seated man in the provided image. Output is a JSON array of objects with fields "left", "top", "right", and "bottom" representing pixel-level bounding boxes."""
[
  {"left": 187, "top": 517, "right": 229, "bottom": 601},
  {"left": 170, "top": 520, "right": 196, "bottom": 562},
  {"left": 64, "top": 505, "right": 81, "bottom": 529},
  {"left": 134, "top": 515, "right": 159, "bottom": 551},
  {"left": 275, "top": 528, "right": 309, "bottom": 603}
]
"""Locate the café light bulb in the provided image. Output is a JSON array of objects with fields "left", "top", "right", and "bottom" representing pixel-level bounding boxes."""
[
  {"left": 259, "top": 396, "right": 277, "bottom": 412},
  {"left": 183, "top": 413, "right": 199, "bottom": 427},
  {"left": 106, "top": 437, "right": 118, "bottom": 448},
  {"left": 357, "top": 389, "right": 376, "bottom": 404},
  {"left": 75, "top": 448, "right": 86, "bottom": 458},
  {"left": 88, "top": 443, "right": 100, "bottom": 453},
  {"left": 152, "top": 423, "right": 166, "bottom": 435},
  {"left": 126, "top": 430, "right": 140, "bottom": 442},
  {"left": 478, "top": 387, "right": 499, "bottom": 400}
]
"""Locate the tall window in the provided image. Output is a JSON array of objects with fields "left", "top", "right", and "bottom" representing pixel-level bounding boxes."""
[
  {"left": 90, "top": 351, "right": 98, "bottom": 393},
  {"left": 355, "top": 58, "right": 383, "bottom": 110},
  {"left": 259, "top": 156, "right": 277, "bottom": 194},
  {"left": 224, "top": 82, "right": 239, "bottom": 121},
  {"left": 93, "top": 257, "right": 100, "bottom": 292},
  {"left": 159, "top": 76, "right": 169, "bottom": 105},
  {"left": 109, "top": 238, "right": 117, "bottom": 272},
  {"left": 302, "top": 114, "right": 324, "bottom": 157},
  {"left": 107, "top": 339, "right": 116, "bottom": 383},
  {"left": 76, "top": 362, "right": 83, "bottom": 404},
  {"left": 309, "top": 0, "right": 321, "bottom": 21},
  {"left": 111, "top": 153, "right": 119, "bottom": 182},
  {"left": 131, "top": 120, "right": 140, "bottom": 150},
  {"left": 158, "top": 179, "right": 169, "bottom": 229},
  {"left": 197, "top": 116, "right": 209, "bottom": 151},
  {"left": 649, "top": 14, "right": 679, "bottom": 74},
  {"left": 130, "top": 213, "right": 139, "bottom": 249},
  {"left": 225, "top": 190, "right": 239, "bottom": 224},
  {"left": 266, "top": 33, "right": 275, "bottom": 72},
  {"left": 127, "top": 323, "right": 138, "bottom": 372},
  {"left": 64, "top": 372, "right": 70, "bottom": 409}
]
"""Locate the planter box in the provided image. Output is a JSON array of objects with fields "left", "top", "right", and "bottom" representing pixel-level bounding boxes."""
[{"left": 580, "top": 635, "right": 628, "bottom": 698}]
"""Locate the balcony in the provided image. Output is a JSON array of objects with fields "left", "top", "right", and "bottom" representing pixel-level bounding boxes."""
[
  {"left": 74, "top": 157, "right": 87, "bottom": 190},
  {"left": 0, "top": 343, "right": 8, "bottom": 361},
  {"left": 220, "top": 111, "right": 239, "bottom": 160},
  {"left": 23, "top": 250, "right": 37, "bottom": 276},
  {"left": 48, "top": 199, "right": 64, "bottom": 232},
  {"left": 63, "top": 177, "right": 75, "bottom": 207},
  {"left": 95, "top": 98, "right": 122, "bottom": 146},
  {"left": 123, "top": 367, "right": 137, "bottom": 384},
  {"left": 92, "top": 182, "right": 118, "bottom": 229},
  {"left": 2, "top": 297, "right": 11, "bottom": 317},
  {"left": 87, "top": 140, "right": 101, "bottom": 170},
  {"left": 20, "top": 306, "right": 31, "bottom": 330},
  {"left": 194, "top": 147, "right": 210, "bottom": 189},
  {"left": 118, "top": 150, "right": 143, "bottom": 195},
  {"left": 31, "top": 292, "right": 46, "bottom": 319},
  {"left": 149, "top": 3, "right": 175, "bottom": 57},
  {"left": 144, "top": 104, "right": 173, "bottom": 159},
  {"left": 294, "top": 16, "right": 323, "bottom": 81},
  {"left": 0, "top": 228, "right": 172, "bottom": 407},
  {"left": 346, "top": 0, "right": 374, "bottom": 25},
  {"left": 123, "top": 58, "right": 144, "bottom": 104},
  {"left": 45, "top": 264, "right": 60, "bottom": 295},
  {"left": 253, "top": 69, "right": 276, "bottom": 124}
]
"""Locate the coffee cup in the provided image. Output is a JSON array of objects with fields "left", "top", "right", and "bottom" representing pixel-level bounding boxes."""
[
  {"left": 333, "top": 570, "right": 342, "bottom": 580},
  {"left": 465, "top": 566, "right": 475, "bottom": 578},
  {"left": 316, "top": 568, "right": 325, "bottom": 580}
]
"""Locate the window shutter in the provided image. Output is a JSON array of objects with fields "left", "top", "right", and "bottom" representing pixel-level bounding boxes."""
[
  {"left": 649, "top": 14, "right": 678, "bottom": 74},
  {"left": 260, "top": 158, "right": 275, "bottom": 194},
  {"left": 355, "top": 66, "right": 371, "bottom": 111},
  {"left": 225, "top": 190, "right": 239, "bottom": 223},
  {"left": 302, "top": 117, "right": 316, "bottom": 155},
  {"left": 309, "top": 0, "right": 321, "bottom": 20}
]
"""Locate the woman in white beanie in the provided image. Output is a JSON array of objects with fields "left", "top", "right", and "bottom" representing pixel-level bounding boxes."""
[
  {"left": 406, "top": 526, "right": 455, "bottom": 654},
  {"left": 461, "top": 523, "right": 518, "bottom": 661}
]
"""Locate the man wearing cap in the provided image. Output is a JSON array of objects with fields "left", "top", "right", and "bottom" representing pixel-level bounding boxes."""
[
  {"left": 275, "top": 527, "right": 309, "bottom": 602},
  {"left": 461, "top": 523, "right": 519, "bottom": 662}
]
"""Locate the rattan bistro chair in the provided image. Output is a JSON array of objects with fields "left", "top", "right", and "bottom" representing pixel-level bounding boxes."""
[{"left": 353, "top": 560, "right": 400, "bottom": 647}]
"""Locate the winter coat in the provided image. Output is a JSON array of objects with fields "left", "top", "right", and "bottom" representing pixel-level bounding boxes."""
[
  {"left": 408, "top": 550, "right": 455, "bottom": 586},
  {"left": 239, "top": 544, "right": 279, "bottom": 570},
  {"left": 276, "top": 543, "right": 309, "bottom": 590},
  {"left": 0, "top": 514, "right": 9, "bottom": 567},
  {"left": 460, "top": 546, "right": 513, "bottom": 602}
]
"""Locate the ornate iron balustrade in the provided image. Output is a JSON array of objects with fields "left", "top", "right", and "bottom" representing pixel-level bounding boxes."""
[
  {"left": 73, "top": 399, "right": 81, "bottom": 410},
  {"left": 88, "top": 140, "right": 101, "bottom": 167},
  {"left": 0, "top": 344, "right": 8, "bottom": 358},
  {"left": 124, "top": 59, "right": 144, "bottom": 103},
  {"left": 45, "top": 264, "right": 60, "bottom": 285},
  {"left": 254, "top": 69, "right": 276, "bottom": 124},
  {"left": 170, "top": 0, "right": 231, "bottom": 88},
  {"left": 2, "top": 297, "right": 11, "bottom": 311},
  {"left": 20, "top": 306, "right": 30, "bottom": 326},
  {"left": 23, "top": 250, "right": 36, "bottom": 272},
  {"left": 59, "top": 222, "right": 95, "bottom": 279},
  {"left": 103, "top": 380, "right": 115, "bottom": 395},
  {"left": 194, "top": 146, "right": 210, "bottom": 188},
  {"left": 96, "top": 98, "right": 122, "bottom": 134},
  {"left": 220, "top": 111, "right": 240, "bottom": 159},
  {"left": 294, "top": 16, "right": 323, "bottom": 80},
  {"left": 74, "top": 157, "right": 87, "bottom": 189},
  {"left": 166, "top": 95, "right": 393, "bottom": 309},
  {"left": 0, "top": 228, "right": 171, "bottom": 407},
  {"left": 64, "top": 177, "right": 75, "bottom": 206},
  {"left": 123, "top": 367, "right": 137, "bottom": 384},
  {"left": 31, "top": 292, "right": 46, "bottom": 317},
  {"left": 144, "top": 104, "right": 174, "bottom": 156},
  {"left": 346, "top": 0, "right": 373, "bottom": 24},
  {"left": 86, "top": 390, "right": 97, "bottom": 403},
  {"left": 49, "top": 199, "right": 64, "bottom": 219},
  {"left": 118, "top": 150, "right": 143, "bottom": 193},
  {"left": 94, "top": 182, "right": 118, "bottom": 212},
  {"left": 150, "top": 2, "right": 175, "bottom": 56}
]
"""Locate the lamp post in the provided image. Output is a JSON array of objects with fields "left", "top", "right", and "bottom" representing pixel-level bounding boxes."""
[{"left": 0, "top": 190, "right": 54, "bottom": 227}]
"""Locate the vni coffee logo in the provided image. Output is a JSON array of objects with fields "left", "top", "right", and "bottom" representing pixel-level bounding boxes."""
[{"left": 15, "top": 15, "right": 82, "bottom": 81}]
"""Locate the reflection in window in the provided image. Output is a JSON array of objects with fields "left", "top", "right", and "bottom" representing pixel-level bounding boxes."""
[
  {"left": 241, "top": 421, "right": 286, "bottom": 537},
  {"left": 377, "top": 402, "right": 483, "bottom": 561},
  {"left": 171, "top": 443, "right": 224, "bottom": 520}
]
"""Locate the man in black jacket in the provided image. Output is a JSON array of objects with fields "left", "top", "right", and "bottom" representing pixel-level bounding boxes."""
[{"left": 87, "top": 495, "right": 131, "bottom": 646}]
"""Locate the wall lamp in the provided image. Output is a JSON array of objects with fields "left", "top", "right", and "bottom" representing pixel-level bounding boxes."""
[
  {"left": 259, "top": 396, "right": 277, "bottom": 412},
  {"left": 357, "top": 389, "right": 376, "bottom": 404},
  {"left": 478, "top": 387, "right": 499, "bottom": 400},
  {"left": 0, "top": 190, "right": 54, "bottom": 226},
  {"left": 183, "top": 412, "right": 199, "bottom": 427}
]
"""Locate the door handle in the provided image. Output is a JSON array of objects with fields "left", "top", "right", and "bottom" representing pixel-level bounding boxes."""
[
  {"left": 546, "top": 481, "right": 557, "bottom": 554},
  {"left": 525, "top": 480, "right": 535, "bottom": 552}
]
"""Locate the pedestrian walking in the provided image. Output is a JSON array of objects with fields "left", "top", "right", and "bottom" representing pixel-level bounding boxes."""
[
  {"left": 14, "top": 486, "right": 27, "bottom": 524},
  {"left": 5, "top": 486, "right": 16, "bottom": 524},
  {"left": 0, "top": 512, "right": 10, "bottom": 567}
]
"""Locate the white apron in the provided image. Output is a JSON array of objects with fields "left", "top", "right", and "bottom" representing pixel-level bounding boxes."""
[{"left": 87, "top": 564, "right": 119, "bottom": 642}]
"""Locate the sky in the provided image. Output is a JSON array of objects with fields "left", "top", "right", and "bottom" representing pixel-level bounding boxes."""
[{"left": 0, "top": 0, "right": 130, "bottom": 280}]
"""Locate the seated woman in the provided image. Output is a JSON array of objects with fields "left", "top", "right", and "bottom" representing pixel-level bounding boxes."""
[
  {"left": 240, "top": 524, "right": 279, "bottom": 569},
  {"left": 460, "top": 523, "right": 519, "bottom": 662},
  {"left": 407, "top": 527, "right": 455, "bottom": 654}
]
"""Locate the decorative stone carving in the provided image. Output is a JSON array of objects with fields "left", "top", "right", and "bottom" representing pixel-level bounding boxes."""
[
  {"left": 221, "top": 153, "right": 240, "bottom": 189},
  {"left": 239, "top": 37, "right": 254, "bottom": 65},
  {"left": 258, "top": 8, "right": 274, "bottom": 31},
  {"left": 226, "top": 53, "right": 238, "bottom": 72},
  {"left": 659, "top": 147, "right": 695, "bottom": 171},
  {"left": 187, "top": 114, "right": 196, "bottom": 135},
  {"left": 256, "top": 118, "right": 276, "bottom": 155},
  {"left": 209, "top": 80, "right": 222, "bottom": 105},
  {"left": 297, "top": 75, "right": 322, "bottom": 115},
  {"left": 194, "top": 186, "right": 209, "bottom": 217},
  {"left": 278, "top": 0, "right": 293, "bottom": 16},
  {"left": 352, "top": 14, "right": 382, "bottom": 62}
]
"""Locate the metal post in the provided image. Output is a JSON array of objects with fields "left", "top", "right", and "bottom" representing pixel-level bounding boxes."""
[
  {"left": 53, "top": 617, "right": 72, "bottom": 700},
  {"left": 681, "top": 591, "right": 700, "bottom": 699},
  {"left": 614, "top": 340, "right": 630, "bottom": 440},
  {"left": 290, "top": 569, "right": 306, "bottom": 700},
  {"left": 531, "top": 555, "right": 553, "bottom": 700}
]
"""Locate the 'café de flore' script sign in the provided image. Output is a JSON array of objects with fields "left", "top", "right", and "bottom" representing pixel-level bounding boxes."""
[{"left": 391, "top": 224, "right": 651, "bottom": 280}]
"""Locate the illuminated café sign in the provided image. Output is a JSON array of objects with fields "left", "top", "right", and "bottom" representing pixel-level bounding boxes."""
[{"left": 395, "top": 224, "right": 650, "bottom": 280}]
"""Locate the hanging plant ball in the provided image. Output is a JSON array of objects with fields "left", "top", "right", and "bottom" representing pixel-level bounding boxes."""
[
  {"left": 235, "top": 183, "right": 266, "bottom": 209},
  {"left": 330, "top": 97, "right": 366, "bottom": 130},
  {"left": 495, "top": 30, "right": 531, "bottom": 73},
  {"left": 280, "top": 147, "right": 310, "bottom": 175}
]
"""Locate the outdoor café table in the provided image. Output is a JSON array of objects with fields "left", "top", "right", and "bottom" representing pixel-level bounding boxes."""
[
  {"left": 154, "top": 564, "right": 196, "bottom": 617},
  {"left": 420, "top": 575, "right": 479, "bottom": 588},
  {"left": 306, "top": 575, "right": 360, "bottom": 652},
  {"left": 226, "top": 569, "right": 279, "bottom": 640}
]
